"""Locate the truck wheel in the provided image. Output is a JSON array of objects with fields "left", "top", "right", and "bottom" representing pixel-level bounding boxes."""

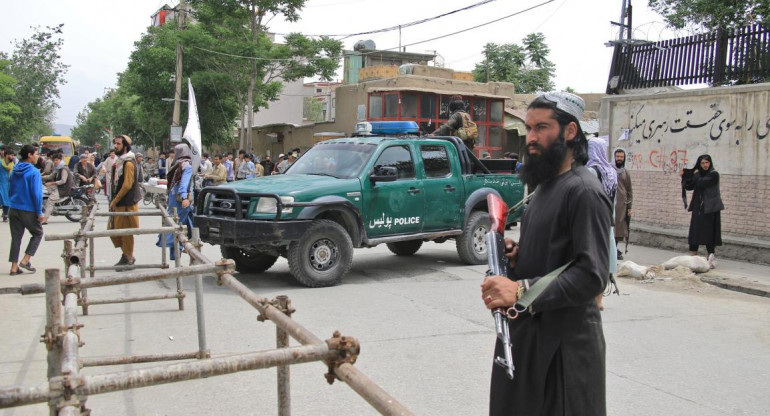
[
  {"left": 386, "top": 240, "right": 423, "bottom": 256},
  {"left": 221, "top": 246, "right": 278, "bottom": 273},
  {"left": 288, "top": 220, "right": 353, "bottom": 288},
  {"left": 456, "top": 211, "right": 490, "bottom": 265}
]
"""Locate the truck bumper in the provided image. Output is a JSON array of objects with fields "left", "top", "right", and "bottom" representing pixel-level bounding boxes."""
[{"left": 194, "top": 215, "right": 313, "bottom": 246}]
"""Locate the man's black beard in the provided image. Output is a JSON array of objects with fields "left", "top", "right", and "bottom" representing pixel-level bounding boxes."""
[
  {"left": 616, "top": 159, "right": 625, "bottom": 169},
  {"left": 520, "top": 134, "right": 569, "bottom": 190}
]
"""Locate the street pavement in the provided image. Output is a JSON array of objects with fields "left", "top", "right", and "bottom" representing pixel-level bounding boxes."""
[{"left": 1, "top": 195, "right": 769, "bottom": 415}]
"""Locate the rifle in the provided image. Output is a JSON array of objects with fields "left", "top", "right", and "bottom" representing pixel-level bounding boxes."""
[{"left": 485, "top": 193, "right": 515, "bottom": 380}]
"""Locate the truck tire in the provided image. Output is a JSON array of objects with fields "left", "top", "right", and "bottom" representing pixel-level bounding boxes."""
[
  {"left": 456, "top": 210, "right": 490, "bottom": 265},
  {"left": 221, "top": 246, "right": 278, "bottom": 273},
  {"left": 288, "top": 220, "right": 353, "bottom": 288},
  {"left": 386, "top": 240, "right": 423, "bottom": 256}
]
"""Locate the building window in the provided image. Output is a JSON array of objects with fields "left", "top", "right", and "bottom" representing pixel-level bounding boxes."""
[
  {"left": 490, "top": 101, "right": 503, "bottom": 123},
  {"left": 369, "top": 95, "right": 382, "bottom": 119},
  {"left": 472, "top": 99, "right": 487, "bottom": 121},
  {"left": 316, "top": 88, "right": 323, "bottom": 93},
  {"left": 488, "top": 126, "right": 504, "bottom": 148},
  {"left": 401, "top": 93, "right": 418, "bottom": 118},
  {"left": 384, "top": 93, "right": 399, "bottom": 118},
  {"left": 421, "top": 94, "right": 435, "bottom": 119}
]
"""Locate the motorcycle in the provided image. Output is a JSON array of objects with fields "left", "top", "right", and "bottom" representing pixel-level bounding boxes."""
[{"left": 43, "top": 184, "right": 94, "bottom": 222}]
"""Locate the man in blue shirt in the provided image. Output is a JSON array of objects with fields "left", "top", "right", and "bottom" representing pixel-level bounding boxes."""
[{"left": 8, "top": 145, "right": 44, "bottom": 275}]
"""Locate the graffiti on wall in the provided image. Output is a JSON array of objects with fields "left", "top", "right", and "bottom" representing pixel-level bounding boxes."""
[{"left": 627, "top": 147, "right": 689, "bottom": 175}]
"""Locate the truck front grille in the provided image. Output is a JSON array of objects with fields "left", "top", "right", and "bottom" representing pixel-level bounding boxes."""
[{"left": 207, "top": 194, "right": 250, "bottom": 218}]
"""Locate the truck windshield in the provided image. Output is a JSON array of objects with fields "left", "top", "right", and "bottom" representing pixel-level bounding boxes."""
[{"left": 287, "top": 142, "right": 377, "bottom": 179}]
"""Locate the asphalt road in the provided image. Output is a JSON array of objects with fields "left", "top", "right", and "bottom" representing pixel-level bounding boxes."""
[{"left": 1, "top": 198, "right": 768, "bottom": 416}]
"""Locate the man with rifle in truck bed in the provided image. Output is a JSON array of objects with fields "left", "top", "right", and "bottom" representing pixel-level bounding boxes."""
[{"left": 480, "top": 91, "right": 610, "bottom": 416}]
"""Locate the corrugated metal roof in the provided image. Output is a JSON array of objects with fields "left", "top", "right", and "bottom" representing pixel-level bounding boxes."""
[{"left": 579, "top": 120, "right": 600, "bottom": 135}]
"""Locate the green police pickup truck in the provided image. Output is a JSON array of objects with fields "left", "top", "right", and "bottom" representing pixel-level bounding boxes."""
[{"left": 194, "top": 122, "right": 524, "bottom": 287}]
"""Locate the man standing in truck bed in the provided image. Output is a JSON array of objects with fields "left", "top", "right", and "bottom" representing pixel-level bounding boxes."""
[
  {"left": 432, "top": 95, "right": 476, "bottom": 150},
  {"left": 481, "top": 91, "right": 610, "bottom": 416}
]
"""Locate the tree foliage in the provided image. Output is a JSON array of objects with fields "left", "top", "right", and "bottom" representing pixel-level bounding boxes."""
[
  {"left": 0, "top": 59, "right": 22, "bottom": 140},
  {"left": 188, "top": 0, "right": 342, "bottom": 149},
  {"left": 74, "top": 0, "right": 342, "bottom": 152},
  {"left": 648, "top": 0, "right": 770, "bottom": 31},
  {"left": 1, "top": 25, "right": 68, "bottom": 141},
  {"left": 472, "top": 33, "right": 555, "bottom": 94}
]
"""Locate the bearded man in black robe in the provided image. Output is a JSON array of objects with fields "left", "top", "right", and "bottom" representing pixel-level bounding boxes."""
[{"left": 481, "top": 91, "right": 611, "bottom": 416}]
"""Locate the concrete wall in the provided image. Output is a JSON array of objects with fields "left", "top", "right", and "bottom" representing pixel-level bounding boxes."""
[
  {"left": 601, "top": 83, "right": 770, "bottom": 262},
  {"left": 250, "top": 78, "right": 306, "bottom": 126}
]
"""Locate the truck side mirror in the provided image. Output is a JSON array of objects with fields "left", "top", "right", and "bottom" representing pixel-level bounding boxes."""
[{"left": 370, "top": 166, "right": 398, "bottom": 183}]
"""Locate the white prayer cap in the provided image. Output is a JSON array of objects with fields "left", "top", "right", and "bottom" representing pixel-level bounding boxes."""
[{"left": 541, "top": 91, "right": 585, "bottom": 121}]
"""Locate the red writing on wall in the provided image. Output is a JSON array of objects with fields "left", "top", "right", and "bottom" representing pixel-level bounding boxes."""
[{"left": 627, "top": 148, "right": 688, "bottom": 174}]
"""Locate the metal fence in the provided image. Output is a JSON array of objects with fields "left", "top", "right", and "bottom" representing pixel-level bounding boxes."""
[
  {"left": 608, "top": 23, "right": 770, "bottom": 91},
  {"left": 0, "top": 204, "right": 414, "bottom": 416}
]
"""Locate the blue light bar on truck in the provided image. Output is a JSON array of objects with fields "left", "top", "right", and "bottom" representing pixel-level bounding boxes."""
[{"left": 354, "top": 121, "right": 419, "bottom": 136}]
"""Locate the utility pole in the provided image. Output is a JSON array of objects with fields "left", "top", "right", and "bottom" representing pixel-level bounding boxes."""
[{"left": 171, "top": 0, "right": 186, "bottom": 150}]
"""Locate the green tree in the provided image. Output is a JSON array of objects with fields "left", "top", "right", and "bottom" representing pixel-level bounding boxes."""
[
  {"left": 648, "top": 0, "right": 769, "bottom": 31},
  {"left": 473, "top": 33, "right": 555, "bottom": 94},
  {"left": 188, "top": 0, "right": 342, "bottom": 150},
  {"left": 0, "top": 58, "right": 22, "bottom": 140},
  {"left": 303, "top": 96, "right": 325, "bottom": 122},
  {"left": 5, "top": 25, "right": 69, "bottom": 141}
]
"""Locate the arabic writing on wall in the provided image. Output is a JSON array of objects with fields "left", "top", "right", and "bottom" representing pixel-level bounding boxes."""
[{"left": 629, "top": 103, "right": 770, "bottom": 144}]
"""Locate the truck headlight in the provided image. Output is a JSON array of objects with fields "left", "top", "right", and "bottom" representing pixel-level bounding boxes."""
[{"left": 255, "top": 196, "right": 294, "bottom": 214}]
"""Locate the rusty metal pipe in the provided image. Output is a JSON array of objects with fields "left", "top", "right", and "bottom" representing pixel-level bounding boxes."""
[
  {"left": 0, "top": 384, "right": 53, "bottom": 409},
  {"left": 90, "top": 263, "right": 170, "bottom": 272},
  {"left": 68, "top": 263, "right": 229, "bottom": 289},
  {"left": 85, "top": 292, "right": 185, "bottom": 306},
  {"left": 75, "top": 344, "right": 334, "bottom": 396},
  {"left": 94, "top": 211, "right": 163, "bottom": 216},
  {"left": 45, "top": 269, "right": 63, "bottom": 380},
  {"left": 45, "top": 226, "right": 176, "bottom": 241},
  {"left": 81, "top": 351, "right": 202, "bottom": 367},
  {"left": 334, "top": 363, "right": 415, "bottom": 416}
]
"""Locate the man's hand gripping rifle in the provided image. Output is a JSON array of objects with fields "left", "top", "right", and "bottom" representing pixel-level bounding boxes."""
[{"left": 484, "top": 193, "right": 519, "bottom": 380}]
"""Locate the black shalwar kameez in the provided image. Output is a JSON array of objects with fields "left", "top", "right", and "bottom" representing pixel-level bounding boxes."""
[{"left": 490, "top": 165, "right": 611, "bottom": 416}]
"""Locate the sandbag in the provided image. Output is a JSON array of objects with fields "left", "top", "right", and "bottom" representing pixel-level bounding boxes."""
[
  {"left": 662, "top": 255, "right": 710, "bottom": 273},
  {"left": 617, "top": 260, "right": 649, "bottom": 280}
]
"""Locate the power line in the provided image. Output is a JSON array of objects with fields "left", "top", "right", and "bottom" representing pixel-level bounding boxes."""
[
  {"left": 273, "top": 0, "right": 498, "bottom": 38},
  {"left": 369, "top": 0, "right": 555, "bottom": 55}
]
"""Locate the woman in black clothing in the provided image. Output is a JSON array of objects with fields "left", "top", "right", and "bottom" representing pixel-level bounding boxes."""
[{"left": 680, "top": 154, "right": 724, "bottom": 268}]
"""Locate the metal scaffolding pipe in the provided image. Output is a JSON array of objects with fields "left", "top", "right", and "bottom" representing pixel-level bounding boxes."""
[
  {"left": 94, "top": 211, "right": 163, "bottom": 217},
  {"left": 76, "top": 344, "right": 334, "bottom": 396},
  {"left": 45, "top": 269, "right": 63, "bottom": 380},
  {"left": 0, "top": 384, "right": 53, "bottom": 409},
  {"left": 69, "top": 263, "right": 230, "bottom": 289},
  {"left": 91, "top": 263, "right": 169, "bottom": 272},
  {"left": 81, "top": 351, "right": 202, "bottom": 367},
  {"left": 190, "top": 228, "right": 209, "bottom": 360},
  {"left": 45, "top": 226, "right": 177, "bottom": 241},
  {"left": 85, "top": 292, "right": 185, "bottom": 306}
]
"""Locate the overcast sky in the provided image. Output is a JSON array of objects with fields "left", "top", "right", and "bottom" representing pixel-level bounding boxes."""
[{"left": 0, "top": 0, "right": 681, "bottom": 128}]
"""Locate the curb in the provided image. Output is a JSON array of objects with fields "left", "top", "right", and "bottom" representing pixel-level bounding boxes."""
[{"left": 700, "top": 273, "right": 770, "bottom": 298}]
